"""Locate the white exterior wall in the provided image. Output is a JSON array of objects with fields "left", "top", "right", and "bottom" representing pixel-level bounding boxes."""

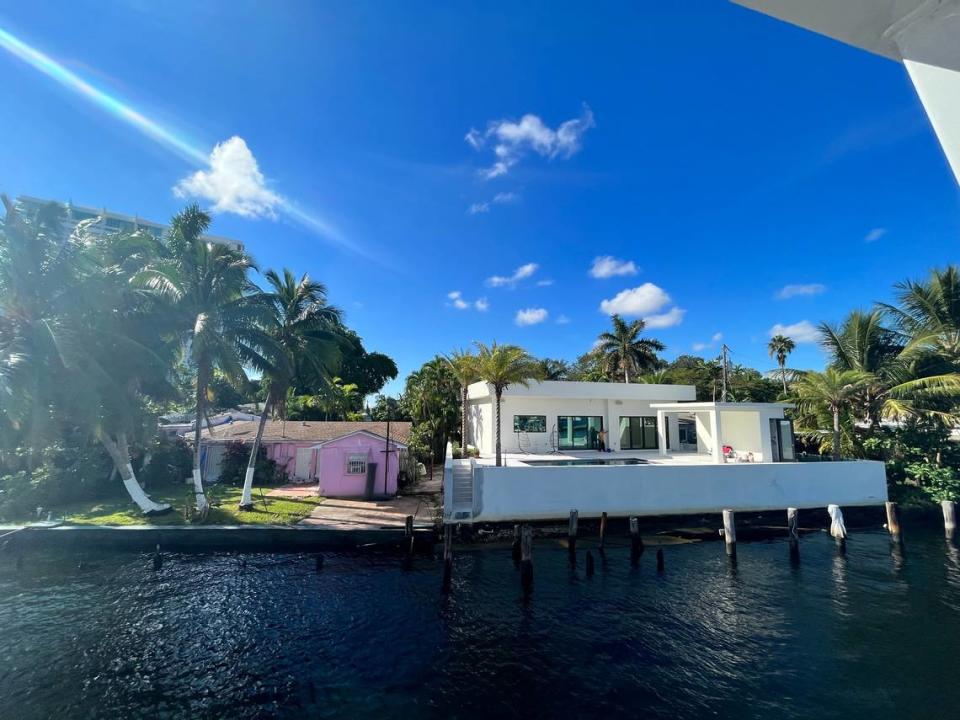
[
  {"left": 720, "top": 410, "right": 762, "bottom": 458},
  {"left": 464, "top": 460, "right": 888, "bottom": 522},
  {"left": 465, "top": 381, "right": 697, "bottom": 455}
]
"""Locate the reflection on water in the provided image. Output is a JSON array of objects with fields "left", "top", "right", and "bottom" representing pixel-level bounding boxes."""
[{"left": 2, "top": 529, "right": 960, "bottom": 719}]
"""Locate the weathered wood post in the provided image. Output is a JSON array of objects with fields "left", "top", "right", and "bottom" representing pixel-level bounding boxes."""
[
  {"left": 442, "top": 524, "right": 453, "bottom": 592},
  {"left": 152, "top": 543, "right": 162, "bottom": 572},
  {"left": 885, "top": 501, "right": 902, "bottom": 542},
  {"left": 568, "top": 509, "right": 579, "bottom": 563},
  {"left": 722, "top": 509, "right": 736, "bottom": 557},
  {"left": 402, "top": 514, "right": 415, "bottom": 570},
  {"left": 943, "top": 500, "right": 957, "bottom": 541},
  {"left": 315, "top": 554, "right": 324, "bottom": 572},
  {"left": 511, "top": 523, "right": 522, "bottom": 565},
  {"left": 629, "top": 516, "right": 644, "bottom": 566},
  {"left": 585, "top": 550, "right": 595, "bottom": 577},
  {"left": 599, "top": 512, "right": 608, "bottom": 551},
  {"left": 787, "top": 507, "right": 800, "bottom": 563},
  {"left": 520, "top": 524, "right": 534, "bottom": 595},
  {"left": 656, "top": 548, "right": 664, "bottom": 573}
]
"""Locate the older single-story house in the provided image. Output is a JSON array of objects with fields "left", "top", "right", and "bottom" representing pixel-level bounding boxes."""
[{"left": 197, "top": 420, "right": 412, "bottom": 497}]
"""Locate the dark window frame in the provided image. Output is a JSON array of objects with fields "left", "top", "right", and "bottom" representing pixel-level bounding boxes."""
[
  {"left": 513, "top": 414, "right": 547, "bottom": 433},
  {"left": 619, "top": 416, "right": 659, "bottom": 450},
  {"left": 557, "top": 415, "right": 604, "bottom": 450}
]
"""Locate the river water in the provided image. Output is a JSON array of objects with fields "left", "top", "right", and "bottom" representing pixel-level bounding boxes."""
[{"left": 2, "top": 527, "right": 959, "bottom": 719}]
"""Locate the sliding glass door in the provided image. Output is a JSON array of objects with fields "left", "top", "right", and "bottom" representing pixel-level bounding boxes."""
[
  {"left": 618, "top": 416, "right": 659, "bottom": 450},
  {"left": 557, "top": 416, "right": 604, "bottom": 450}
]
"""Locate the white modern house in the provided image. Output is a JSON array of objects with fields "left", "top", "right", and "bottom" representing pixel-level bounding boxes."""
[{"left": 447, "top": 380, "right": 887, "bottom": 523}]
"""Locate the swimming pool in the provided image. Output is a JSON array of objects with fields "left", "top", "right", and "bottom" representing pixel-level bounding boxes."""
[{"left": 521, "top": 457, "right": 647, "bottom": 466}]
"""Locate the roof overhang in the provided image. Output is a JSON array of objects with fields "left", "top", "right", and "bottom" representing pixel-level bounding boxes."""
[
  {"left": 309, "top": 429, "right": 409, "bottom": 449},
  {"left": 650, "top": 401, "right": 795, "bottom": 411}
]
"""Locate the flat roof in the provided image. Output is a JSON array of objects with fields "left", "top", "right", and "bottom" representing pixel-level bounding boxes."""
[
  {"left": 650, "top": 401, "right": 795, "bottom": 411},
  {"left": 467, "top": 379, "right": 696, "bottom": 402}
]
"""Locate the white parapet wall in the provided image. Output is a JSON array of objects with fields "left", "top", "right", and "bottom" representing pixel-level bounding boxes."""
[{"left": 464, "top": 461, "right": 888, "bottom": 523}]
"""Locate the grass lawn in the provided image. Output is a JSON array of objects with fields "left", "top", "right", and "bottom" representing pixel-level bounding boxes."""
[{"left": 32, "top": 484, "right": 323, "bottom": 526}]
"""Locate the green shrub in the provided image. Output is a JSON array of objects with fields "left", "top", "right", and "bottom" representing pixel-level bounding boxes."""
[
  {"left": 216, "top": 441, "right": 288, "bottom": 486},
  {"left": 139, "top": 436, "right": 192, "bottom": 489},
  {"left": 905, "top": 462, "right": 960, "bottom": 503}
]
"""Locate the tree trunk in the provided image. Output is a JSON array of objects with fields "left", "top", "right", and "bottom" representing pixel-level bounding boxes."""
[
  {"left": 239, "top": 391, "right": 272, "bottom": 509},
  {"left": 495, "top": 388, "right": 503, "bottom": 467},
  {"left": 832, "top": 407, "right": 841, "bottom": 461},
  {"left": 193, "top": 371, "right": 210, "bottom": 512},
  {"left": 781, "top": 363, "right": 788, "bottom": 394},
  {"left": 623, "top": 359, "right": 630, "bottom": 384},
  {"left": 98, "top": 431, "right": 171, "bottom": 514},
  {"left": 461, "top": 384, "right": 469, "bottom": 452}
]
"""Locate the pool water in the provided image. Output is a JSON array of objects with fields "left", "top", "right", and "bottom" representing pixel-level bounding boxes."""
[
  {"left": 522, "top": 457, "right": 647, "bottom": 466},
  {"left": 2, "top": 528, "right": 959, "bottom": 719}
]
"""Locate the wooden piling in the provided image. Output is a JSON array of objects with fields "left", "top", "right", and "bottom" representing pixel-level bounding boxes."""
[
  {"left": 585, "top": 550, "right": 595, "bottom": 577},
  {"left": 787, "top": 507, "right": 800, "bottom": 562},
  {"left": 511, "top": 524, "right": 522, "bottom": 564},
  {"left": 152, "top": 543, "right": 162, "bottom": 572},
  {"left": 315, "top": 554, "right": 324, "bottom": 572},
  {"left": 568, "top": 509, "right": 579, "bottom": 558},
  {"left": 722, "top": 509, "right": 736, "bottom": 556},
  {"left": 656, "top": 548, "right": 664, "bottom": 573},
  {"left": 442, "top": 524, "right": 453, "bottom": 592},
  {"left": 943, "top": 500, "right": 957, "bottom": 541},
  {"left": 520, "top": 524, "right": 534, "bottom": 594},
  {"left": 629, "top": 516, "right": 644, "bottom": 566},
  {"left": 599, "top": 512, "right": 608, "bottom": 550},
  {"left": 885, "top": 501, "right": 902, "bottom": 541}
]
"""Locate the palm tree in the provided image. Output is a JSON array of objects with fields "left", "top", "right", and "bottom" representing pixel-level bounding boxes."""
[
  {"left": 135, "top": 205, "right": 266, "bottom": 513},
  {"left": 794, "top": 369, "right": 871, "bottom": 460},
  {"left": 473, "top": 342, "right": 542, "bottom": 466},
  {"left": 596, "top": 315, "right": 664, "bottom": 383},
  {"left": 403, "top": 358, "right": 460, "bottom": 461},
  {"left": 819, "top": 308, "right": 960, "bottom": 429},
  {"left": 886, "top": 266, "right": 960, "bottom": 365},
  {"left": 0, "top": 197, "right": 172, "bottom": 513},
  {"left": 767, "top": 334, "right": 795, "bottom": 394},
  {"left": 445, "top": 349, "right": 478, "bottom": 452},
  {"left": 239, "top": 268, "right": 341, "bottom": 509}
]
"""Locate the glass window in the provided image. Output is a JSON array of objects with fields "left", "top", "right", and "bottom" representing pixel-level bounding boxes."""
[
  {"left": 513, "top": 415, "right": 547, "bottom": 433},
  {"left": 619, "top": 417, "right": 659, "bottom": 450},
  {"left": 346, "top": 453, "right": 367, "bottom": 474},
  {"left": 557, "top": 416, "right": 604, "bottom": 450}
]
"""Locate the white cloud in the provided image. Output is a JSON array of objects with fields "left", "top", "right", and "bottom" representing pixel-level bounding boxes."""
[
  {"left": 599, "top": 283, "right": 671, "bottom": 317},
  {"left": 466, "top": 105, "right": 595, "bottom": 179},
  {"left": 864, "top": 227, "right": 887, "bottom": 243},
  {"left": 555, "top": 314, "right": 571, "bottom": 325},
  {"left": 590, "top": 255, "right": 638, "bottom": 279},
  {"left": 468, "top": 202, "right": 490, "bottom": 215},
  {"left": 536, "top": 279, "right": 554, "bottom": 287},
  {"left": 515, "top": 307, "right": 548, "bottom": 326},
  {"left": 493, "top": 191, "right": 519, "bottom": 204},
  {"left": 693, "top": 332, "right": 723, "bottom": 352},
  {"left": 775, "top": 283, "right": 826, "bottom": 300},
  {"left": 643, "top": 307, "right": 686, "bottom": 329},
  {"left": 487, "top": 262, "right": 538, "bottom": 288},
  {"left": 448, "top": 290, "right": 488, "bottom": 312},
  {"left": 174, "top": 136, "right": 281, "bottom": 218},
  {"left": 769, "top": 320, "right": 820, "bottom": 343}
]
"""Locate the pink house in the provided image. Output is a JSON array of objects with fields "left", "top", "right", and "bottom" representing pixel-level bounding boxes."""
[
  {"left": 312, "top": 430, "right": 408, "bottom": 497},
  {"left": 198, "top": 420, "right": 412, "bottom": 498}
]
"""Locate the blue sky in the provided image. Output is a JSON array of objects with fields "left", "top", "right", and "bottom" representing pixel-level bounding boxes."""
[{"left": 2, "top": 1, "right": 959, "bottom": 396}]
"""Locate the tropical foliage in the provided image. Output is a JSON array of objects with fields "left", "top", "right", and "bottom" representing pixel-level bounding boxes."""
[
  {"left": 0, "top": 198, "right": 395, "bottom": 520},
  {"left": 596, "top": 315, "right": 664, "bottom": 383}
]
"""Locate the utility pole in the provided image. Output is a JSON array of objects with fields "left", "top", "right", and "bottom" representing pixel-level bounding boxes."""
[{"left": 720, "top": 344, "right": 730, "bottom": 402}]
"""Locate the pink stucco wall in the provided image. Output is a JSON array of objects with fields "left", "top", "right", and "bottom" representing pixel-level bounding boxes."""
[
  {"left": 317, "top": 434, "right": 403, "bottom": 497},
  {"left": 265, "top": 441, "right": 317, "bottom": 479}
]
